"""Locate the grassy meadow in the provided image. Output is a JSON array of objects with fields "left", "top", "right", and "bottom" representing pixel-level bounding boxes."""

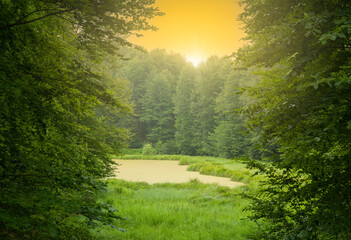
[
  {"left": 94, "top": 180, "right": 257, "bottom": 240},
  {"left": 94, "top": 154, "right": 263, "bottom": 239}
]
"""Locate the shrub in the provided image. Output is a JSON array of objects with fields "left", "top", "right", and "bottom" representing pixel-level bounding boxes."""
[
  {"left": 155, "top": 140, "right": 179, "bottom": 154},
  {"left": 142, "top": 144, "right": 157, "bottom": 155}
]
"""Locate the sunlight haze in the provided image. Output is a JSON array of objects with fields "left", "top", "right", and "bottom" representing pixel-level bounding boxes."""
[
  {"left": 186, "top": 55, "right": 203, "bottom": 67},
  {"left": 130, "top": 0, "right": 245, "bottom": 61}
]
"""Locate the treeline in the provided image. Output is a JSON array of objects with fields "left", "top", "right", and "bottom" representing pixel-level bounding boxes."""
[{"left": 115, "top": 49, "right": 263, "bottom": 159}]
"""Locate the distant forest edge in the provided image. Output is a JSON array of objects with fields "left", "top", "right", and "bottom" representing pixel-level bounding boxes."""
[{"left": 114, "top": 48, "right": 266, "bottom": 159}]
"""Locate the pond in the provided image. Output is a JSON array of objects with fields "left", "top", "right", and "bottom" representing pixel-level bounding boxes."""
[{"left": 112, "top": 160, "right": 244, "bottom": 188}]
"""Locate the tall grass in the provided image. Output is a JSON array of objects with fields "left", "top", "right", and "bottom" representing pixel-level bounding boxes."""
[{"left": 93, "top": 179, "right": 258, "bottom": 240}]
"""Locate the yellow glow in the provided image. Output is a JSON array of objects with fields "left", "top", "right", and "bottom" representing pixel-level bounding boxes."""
[
  {"left": 186, "top": 55, "right": 203, "bottom": 67},
  {"left": 130, "top": 0, "right": 245, "bottom": 61}
]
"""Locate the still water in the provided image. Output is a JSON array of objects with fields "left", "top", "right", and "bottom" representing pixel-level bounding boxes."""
[{"left": 113, "top": 160, "right": 244, "bottom": 188}]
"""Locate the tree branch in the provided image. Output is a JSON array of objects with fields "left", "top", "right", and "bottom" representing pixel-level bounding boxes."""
[
  {"left": 0, "top": 9, "right": 72, "bottom": 30},
  {"left": 11, "top": 8, "right": 61, "bottom": 26}
]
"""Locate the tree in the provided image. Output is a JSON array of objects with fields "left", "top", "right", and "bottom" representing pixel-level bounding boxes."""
[
  {"left": 174, "top": 66, "right": 197, "bottom": 155},
  {"left": 118, "top": 55, "right": 152, "bottom": 147},
  {"left": 141, "top": 70, "right": 175, "bottom": 143},
  {"left": 0, "top": 0, "right": 161, "bottom": 238},
  {"left": 237, "top": 0, "right": 351, "bottom": 239},
  {"left": 115, "top": 48, "right": 188, "bottom": 148},
  {"left": 212, "top": 70, "right": 251, "bottom": 159},
  {"left": 193, "top": 56, "right": 231, "bottom": 155}
]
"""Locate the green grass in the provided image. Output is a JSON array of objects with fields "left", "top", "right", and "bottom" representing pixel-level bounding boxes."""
[
  {"left": 93, "top": 179, "right": 258, "bottom": 240},
  {"left": 97, "top": 154, "right": 264, "bottom": 239}
]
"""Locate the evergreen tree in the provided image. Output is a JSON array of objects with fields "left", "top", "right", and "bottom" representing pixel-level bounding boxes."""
[
  {"left": 141, "top": 70, "right": 175, "bottom": 144},
  {"left": 116, "top": 48, "right": 188, "bottom": 148},
  {"left": 212, "top": 70, "right": 251, "bottom": 158},
  {"left": 174, "top": 66, "right": 197, "bottom": 155},
  {"left": 193, "top": 57, "right": 232, "bottom": 155},
  {"left": 119, "top": 56, "right": 152, "bottom": 147}
]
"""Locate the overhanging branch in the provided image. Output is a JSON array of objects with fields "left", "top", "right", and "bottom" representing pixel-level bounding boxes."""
[{"left": 0, "top": 9, "right": 72, "bottom": 30}]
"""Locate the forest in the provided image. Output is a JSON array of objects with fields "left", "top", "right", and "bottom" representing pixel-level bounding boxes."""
[
  {"left": 1, "top": 0, "right": 351, "bottom": 239},
  {"left": 114, "top": 48, "right": 262, "bottom": 159}
]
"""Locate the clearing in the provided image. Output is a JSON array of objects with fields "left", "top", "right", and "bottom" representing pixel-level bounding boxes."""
[{"left": 113, "top": 160, "right": 244, "bottom": 188}]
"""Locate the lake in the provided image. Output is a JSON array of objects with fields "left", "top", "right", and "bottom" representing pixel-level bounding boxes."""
[{"left": 113, "top": 160, "right": 244, "bottom": 188}]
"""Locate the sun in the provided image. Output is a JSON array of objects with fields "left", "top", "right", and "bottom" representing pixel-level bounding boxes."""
[{"left": 186, "top": 55, "right": 203, "bottom": 67}]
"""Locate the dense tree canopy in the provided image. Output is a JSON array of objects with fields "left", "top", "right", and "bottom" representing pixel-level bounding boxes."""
[
  {"left": 236, "top": 0, "right": 351, "bottom": 239},
  {"left": 0, "top": 0, "right": 161, "bottom": 239},
  {"left": 114, "top": 49, "right": 260, "bottom": 158}
]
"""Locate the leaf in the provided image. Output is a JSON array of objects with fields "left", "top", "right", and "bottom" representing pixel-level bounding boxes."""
[
  {"left": 328, "top": 33, "right": 337, "bottom": 41},
  {"left": 337, "top": 32, "right": 346, "bottom": 38},
  {"left": 347, "top": 121, "right": 351, "bottom": 130}
]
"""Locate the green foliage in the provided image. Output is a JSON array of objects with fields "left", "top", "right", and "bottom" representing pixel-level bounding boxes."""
[
  {"left": 116, "top": 49, "right": 188, "bottom": 147},
  {"left": 237, "top": 0, "right": 351, "bottom": 238},
  {"left": 210, "top": 69, "right": 259, "bottom": 159},
  {"left": 93, "top": 179, "right": 257, "bottom": 240},
  {"left": 117, "top": 50, "right": 259, "bottom": 158},
  {"left": 141, "top": 70, "right": 175, "bottom": 143},
  {"left": 155, "top": 140, "right": 179, "bottom": 155},
  {"left": 174, "top": 65, "right": 198, "bottom": 155},
  {"left": 121, "top": 148, "right": 143, "bottom": 155},
  {"left": 0, "top": 0, "right": 161, "bottom": 238},
  {"left": 191, "top": 57, "right": 232, "bottom": 155},
  {"left": 141, "top": 144, "right": 157, "bottom": 155}
]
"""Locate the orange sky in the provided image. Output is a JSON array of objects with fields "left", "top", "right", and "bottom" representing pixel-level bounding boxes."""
[{"left": 130, "top": 0, "right": 246, "bottom": 65}]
